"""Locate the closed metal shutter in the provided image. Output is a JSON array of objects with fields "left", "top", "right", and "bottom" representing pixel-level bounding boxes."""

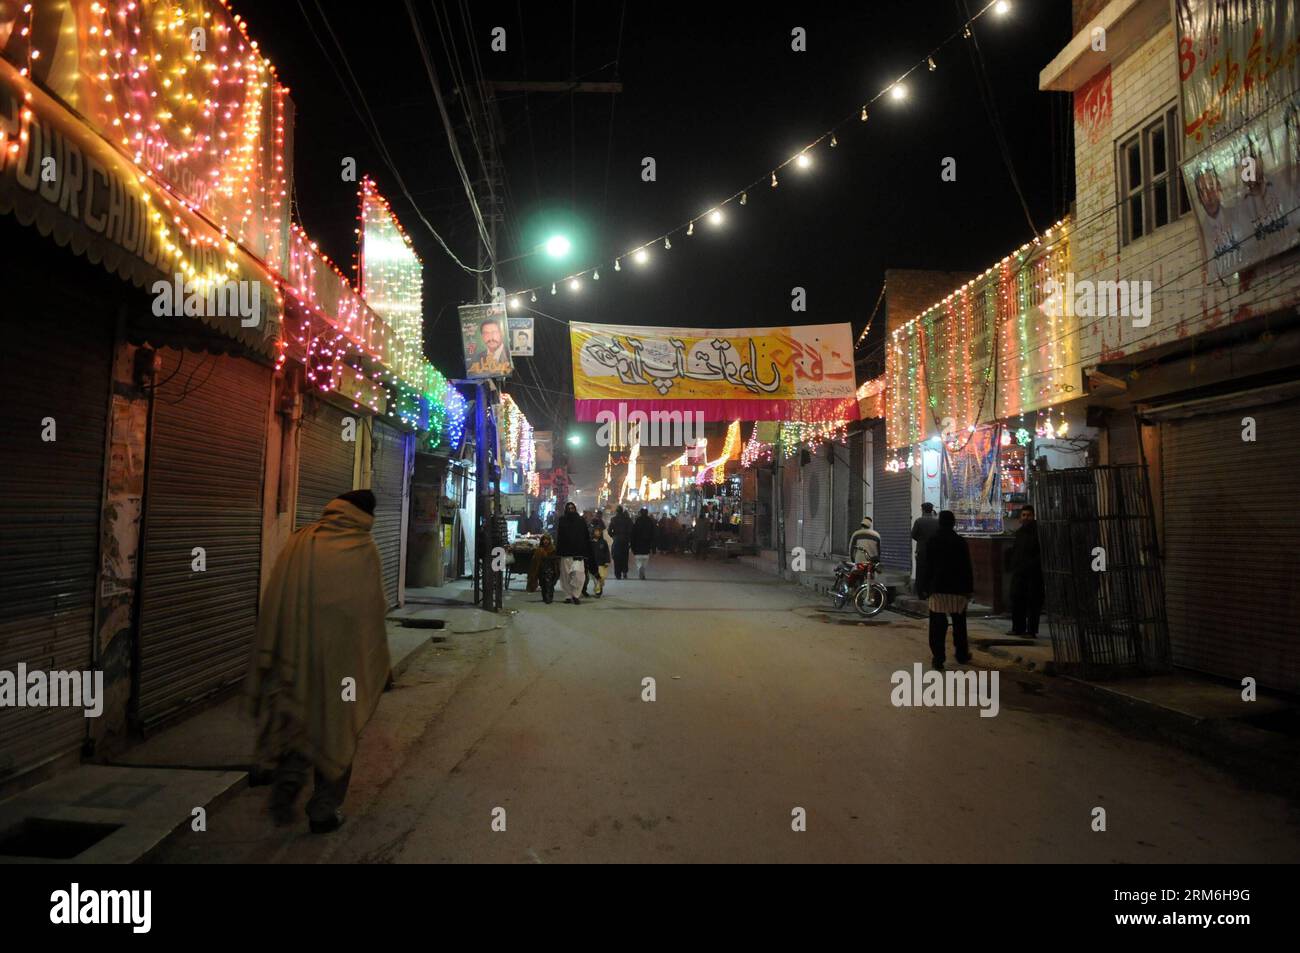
[
  {"left": 1108, "top": 411, "right": 1139, "bottom": 465},
  {"left": 371, "top": 420, "right": 410, "bottom": 607},
  {"left": 831, "top": 438, "right": 851, "bottom": 556},
  {"left": 1161, "top": 396, "right": 1300, "bottom": 692},
  {"left": 296, "top": 399, "right": 357, "bottom": 529},
  {"left": 847, "top": 431, "right": 865, "bottom": 553},
  {"left": 136, "top": 350, "right": 270, "bottom": 728},
  {"left": 803, "top": 446, "right": 833, "bottom": 557},
  {"left": 0, "top": 281, "right": 112, "bottom": 782},
  {"left": 873, "top": 422, "right": 913, "bottom": 572}
]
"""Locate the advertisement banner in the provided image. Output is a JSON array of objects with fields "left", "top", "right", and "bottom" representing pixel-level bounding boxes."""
[
  {"left": 569, "top": 321, "right": 859, "bottom": 422},
  {"left": 1176, "top": 0, "right": 1300, "bottom": 279},
  {"left": 460, "top": 302, "right": 513, "bottom": 379},
  {"left": 534, "top": 430, "right": 553, "bottom": 470},
  {"left": 941, "top": 426, "right": 1003, "bottom": 535},
  {"left": 508, "top": 316, "right": 535, "bottom": 356}
]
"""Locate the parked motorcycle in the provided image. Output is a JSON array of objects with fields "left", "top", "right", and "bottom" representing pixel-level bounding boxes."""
[{"left": 830, "top": 559, "right": 890, "bottom": 617}]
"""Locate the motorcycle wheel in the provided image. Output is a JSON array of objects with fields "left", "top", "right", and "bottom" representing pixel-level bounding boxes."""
[
  {"left": 853, "top": 583, "right": 889, "bottom": 617},
  {"left": 830, "top": 580, "right": 848, "bottom": 610}
]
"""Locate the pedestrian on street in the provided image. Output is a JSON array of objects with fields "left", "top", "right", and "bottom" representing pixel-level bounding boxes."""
[
  {"left": 581, "top": 514, "right": 612, "bottom": 598},
  {"left": 849, "top": 516, "right": 882, "bottom": 564},
  {"left": 586, "top": 525, "right": 611, "bottom": 597},
  {"left": 527, "top": 533, "right": 558, "bottom": 604},
  {"left": 919, "top": 509, "right": 975, "bottom": 671},
  {"left": 555, "top": 501, "right": 590, "bottom": 604},
  {"left": 1007, "top": 504, "right": 1045, "bottom": 638},
  {"left": 245, "top": 489, "right": 391, "bottom": 834},
  {"left": 692, "top": 511, "right": 711, "bottom": 559},
  {"left": 631, "top": 506, "right": 656, "bottom": 579},
  {"left": 609, "top": 505, "right": 633, "bottom": 579},
  {"left": 910, "top": 501, "right": 940, "bottom": 597}
]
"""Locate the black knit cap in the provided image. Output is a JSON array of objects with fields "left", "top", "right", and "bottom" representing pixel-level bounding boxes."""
[{"left": 336, "top": 489, "right": 377, "bottom": 515}]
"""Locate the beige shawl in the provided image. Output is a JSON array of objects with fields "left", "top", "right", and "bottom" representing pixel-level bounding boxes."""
[{"left": 245, "top": 499, "right": 392, "bottom": 780}]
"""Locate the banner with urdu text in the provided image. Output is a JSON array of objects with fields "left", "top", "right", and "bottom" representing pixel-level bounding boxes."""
[{"left": 570, "top": 321, "right": 859, "bottom": 422}]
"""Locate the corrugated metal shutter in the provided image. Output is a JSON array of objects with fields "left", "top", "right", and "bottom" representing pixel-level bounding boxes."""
[
  {"left": 136, "top": 350, "right": 270, "bottom": 729},
  {"left": 873, "top": 422, "right": 912, "bottom": 572},
  {"left": 371, "top": 420, "right": 410, "bottom": 607},
  {"left": 848, "top": 431, "right": 865, "bottom": 552},
  {"left": 296, "top": 399, "right": 357, "bottom": 529},
  {"left": 1108, "top": 411, "right": 1139, "bottom": 465},
  {"left": 831, "top": 438, "right": 851, "bottom": 556},
  {"left": 0, "top": 282, "right": 112, "bottom": 782},
  {"left": 803, "top": 446, "right": 833, "bottom": 557},
  {"left": 782, "top": 453, "right": 801, "bottom": 552},
  {"left": 1161, "top": 398, "right": 1300, "bottom": 693}
]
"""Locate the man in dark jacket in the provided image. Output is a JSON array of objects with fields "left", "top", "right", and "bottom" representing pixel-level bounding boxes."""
[
  {"left": 909, "top": 502, "right": 939, "bottom": 597},
  {"left": 631, "top": 507, "right": 656, "bottom": 579},
  {"left": 609, "top": 506, "right": 633, "bottom": 579},
  {"left": 920, "top": 510, "right": 975, "bottom": 670},
  {"left": 1007, "top": 505, "right": 1044, "bottom": 637},
  {"left": 554, "top": 501, "right": 590, "bottom": 604}
]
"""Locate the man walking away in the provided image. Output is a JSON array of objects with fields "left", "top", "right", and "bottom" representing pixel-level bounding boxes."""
[
  {"left": 1008, "top": 504, "right": 1045, "bottom": 637},
  {"left": 610, "top": 505, "right": 633, "bottom": 579},
  {"left": 910, "top": 502, "right": 940, "bottom": 597},
  {"left": 586, "top": 525, "right": 611, "bottom": 597},
  {"left": 849, "top": 516, "right": 882, "bottom": 564},
  {"left": 692, "top": 512, "right": 711, "bottom": 558},
  {"left": 919, "top": 510, "right": 975, "bottom": 671},
  {"left": 632, "top": 507, "right": 656, "bottom": 579},
  {"left": 246, "top": 489, "right": 391, "bottom": 834},
  {"left": 555, "top": 501, "right": 590, "bottom": 604}
]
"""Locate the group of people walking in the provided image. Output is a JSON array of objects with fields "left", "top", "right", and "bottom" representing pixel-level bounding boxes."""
[
  {"left": 527, "top": 503, "right": 660, "bottom": 604},
  {"left": 908, "top": 501, "right": 1044, "bottom": 670}
]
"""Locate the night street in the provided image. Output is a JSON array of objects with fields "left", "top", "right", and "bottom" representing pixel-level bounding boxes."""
[{"left": 152, "top": 557, "right": 1298, "bottom": 865}]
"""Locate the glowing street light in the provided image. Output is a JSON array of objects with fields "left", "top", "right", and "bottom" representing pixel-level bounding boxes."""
[
  {"left": 890, "top": 83, "right": 908, "bottom": 101},
  {"left": 709, "top": 209, "right": 724, "bottom": 225},
  {"left": 634, "top": 248, "right": 649, "bottom": 265},
  {"left": 545, "top": 234, "right": 572, "bottom": 258},
  {"left": 567, "top": 434, "right": 581, "bottom": 446},
  {"left": 795, "top": 152, "right": 812, "bottom": 169},
  {"left": 994, "top": 0, "right": 1011, "bottom": 15}
]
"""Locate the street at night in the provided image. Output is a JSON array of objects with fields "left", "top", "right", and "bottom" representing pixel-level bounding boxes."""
[{"left": 1, "top": 0, "right": 1298, "bottom": 932}]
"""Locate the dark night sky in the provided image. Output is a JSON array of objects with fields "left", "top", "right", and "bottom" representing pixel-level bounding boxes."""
[{"left": 260, "top": 0, "right": 1074, "bottom": 491}]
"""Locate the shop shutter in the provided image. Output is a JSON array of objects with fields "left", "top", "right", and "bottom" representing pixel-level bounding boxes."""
[
  {"left": 1161, "top": 396, "right": 1300, "bottom": 693},
  {"left": 847, "top": 431, "right": 865, "bottom": 554},
  {"left": 782, "top": 453, "right": 801, "bottom": 552},
  {"left": 803, "top": 446, "right": 833, "bottom": 557},
  {"left": 0, "top": 278, "right": 112, "bottom": 782},
  {"left": 872, "top": 422, "right": 913, "bottom": 572},
  {"left": 135, "top": 349, "right": 270, "bottom": 729},
  {"left": 296, "top": 399, "right": 358, "bottom": 529},
  {"left": 831, "top": 438, "right": 852, "bottom": 557},
  {"left": 371, "top": 420, "right": 410, "bottom": 607}
]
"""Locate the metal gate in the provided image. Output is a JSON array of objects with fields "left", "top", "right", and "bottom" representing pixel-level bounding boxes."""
[
  {"left": 1157, "top": 392, "right": 1300, "bottom": 692},
  {"left": 0, "top": 276, "right": 113, "bottom": 782},
  {"left": 136, "top": 349, "right": 270, "bottom": 728},
  {"left": 296, "top": 398, "right": 357, "bottom": 529},
  {"left": 371, "top": 420, "right": 410, "bottom": 607},
  {"left": 1031, "top": 465, "right": 1170, "bottom": 678},
  {"left": 872, "top": 422, "right": 912, "bottom": 573},
  {"left": 831, "top": 438, "right": 851, "bottom": 556}
]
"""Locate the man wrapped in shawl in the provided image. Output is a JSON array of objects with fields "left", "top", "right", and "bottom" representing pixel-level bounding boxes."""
[{"left": 245, "top": 489, "right": 391, "bottom": 833}]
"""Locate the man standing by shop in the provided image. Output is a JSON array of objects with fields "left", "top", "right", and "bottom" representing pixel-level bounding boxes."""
[
  {"left": 555, "top": 501, "right": 590, "bottom": 604},
  {"left": 909, "top": 502, "right": 939, "bottom": 597},
  {"left": 1008, "top": 504, "right": 1044, "bottom": 637}
]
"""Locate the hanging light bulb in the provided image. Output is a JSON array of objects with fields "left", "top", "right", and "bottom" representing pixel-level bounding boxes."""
[
  {"left": 739, "top": 192, "right": 747, "bottom": 205},
  {"left": 593, "top": 268, "right": 600, "bottom": 280},
  {"left": 569, "top": 278, "right": 580, "bottom": 292},
  {"left": 994, "top": 0, "right": 1011, "bottom": 15},
  {"left": 890, "top": 83, "right": 907, "bottom": 101},
  {"left": 634, "top": 248, "right": 648, "bottom": 264},
  {"left": 860, "top": 105, "right": 868, "bottom": 121},
  {"left": 928, "top": 56, "right": 937, "bottom": 71},
  {"left": 830, "top": 133, "right": 838, "bottom": 147},
  {"left": 614, "top": 257, "right": 621, "bottom": 271},
  {"left": 687, "top": 220, "right": 694, "bottom": 236},
  {"left": 795, "top": 152, "right": 811, "bottom": 169},
  {"left": 664, "top": 236, "right": 672, "bottom": 249},
  {"left": 530, "top": 291, "right": 537, "bottom": 302},
  {"left": 963, "top": 25, "right": 972, "bottom": 38},
  {"left": 509, "top": 297, "right": 520, "bottom": 309},
  {"left": 551, "top": 283, "right": 557, "bottom": 295},
  {"left": 770, "top": 171, "right": 778, "bottom": 188},
  {"left": 709, "top": 208, "right": 723, "bottom": 225}
]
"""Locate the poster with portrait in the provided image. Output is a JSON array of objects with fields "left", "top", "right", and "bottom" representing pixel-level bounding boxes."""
[
  {"left": 460, "top": 302, "right": 513, "bottom": 380},
  {"left": 508, "top": 316, "right": 535, "bottom": 357},
  {"left": 941, "top": 426, "right": 1003, "bottom": 535}
]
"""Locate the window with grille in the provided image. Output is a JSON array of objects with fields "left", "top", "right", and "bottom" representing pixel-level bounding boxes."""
[{"left": 1118, "top": 105, "right": 1192, "bottom": 247}]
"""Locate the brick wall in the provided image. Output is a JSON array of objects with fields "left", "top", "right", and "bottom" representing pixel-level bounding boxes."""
[{"left": 883, "top": 268, "right": 978, "bottom": 335}]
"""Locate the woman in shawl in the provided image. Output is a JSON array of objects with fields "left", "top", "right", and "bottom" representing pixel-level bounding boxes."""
[{"left": 527, "top": 533, "right": 558, "bottom": 603}]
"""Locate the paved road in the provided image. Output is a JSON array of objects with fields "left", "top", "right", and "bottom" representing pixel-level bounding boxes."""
[{"left": 324, "top": 556, "right": 1300, "bottom": 864}]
